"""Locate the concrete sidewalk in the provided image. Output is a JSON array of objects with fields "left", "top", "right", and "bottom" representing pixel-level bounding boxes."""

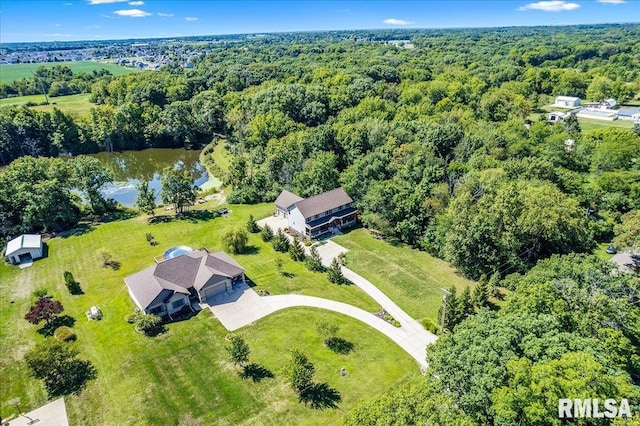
[{"left": 5, "top": 398, "right": 68, "bottom": 426}]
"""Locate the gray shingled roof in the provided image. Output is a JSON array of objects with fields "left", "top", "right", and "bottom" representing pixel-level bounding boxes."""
[
  {"left": 124, "top": 250, "right": 245, "bottom": 309},
  {"left": 275, "top": 190, "right": 304, "bottom": 209},
  {"left": 618, "top": 108, "right": 640, "bottom": 116},
  {"left": 294, "top": 187, "right": 353, "bottom": 219},
  {"left": 206, "top": 251, "right": 245, "bottom": 277}
]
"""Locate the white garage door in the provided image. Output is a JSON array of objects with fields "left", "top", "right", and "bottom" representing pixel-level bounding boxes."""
[{"left": 204, "top": 282, "right": 226, "bottom": 299}]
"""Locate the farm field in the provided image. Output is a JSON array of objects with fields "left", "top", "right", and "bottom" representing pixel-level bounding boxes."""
[
  {"left": 0, "top": 201, "right": 421, "bottom": 423},
  {"left": 0, "top": 61, "right": 138, "bottom": 83},
  {"left": 0, "top": 93, "right": 95, "bottom": 118},
  {"left": 334, "top": 229, "right": 476, "bottom": 322}
]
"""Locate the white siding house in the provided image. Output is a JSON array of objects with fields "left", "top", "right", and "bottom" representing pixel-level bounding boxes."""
[
  {"left": 275, "top": 187, "right": 358, "bottom": 239},
  {"left": 554, "top": 96, "right": 581, "bottom": 107},
  {"left": 4, "top": 234, "right": 43, "bottom": 264}
]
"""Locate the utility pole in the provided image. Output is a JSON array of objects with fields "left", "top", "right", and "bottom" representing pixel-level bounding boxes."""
[
  {"left": 439, "top": 288, "right": 451, "bottom": 333},
  {"left": 8, "top": 397, "right": 38, "bottom": 425},
  {"left": 37, "top": 78, "right": 49, "bottom": 105}
]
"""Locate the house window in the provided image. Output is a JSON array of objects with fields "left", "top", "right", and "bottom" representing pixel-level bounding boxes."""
[
  {"left": 171, "top": 299, "right": 185, "bottom": 310},
  {"left": 150, "top": 305, "right": 164, "bottom": 314}
]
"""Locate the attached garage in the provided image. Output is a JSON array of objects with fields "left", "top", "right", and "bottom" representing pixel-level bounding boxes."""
[
  {"left": 202, "top": 281, "right": 229, "bottom": 299},
  {"left": 5, "top": 234, "right": 43, "bottom": 265},
  {"left": 274, "top": 190, "right": 304, "bottom": 218}
]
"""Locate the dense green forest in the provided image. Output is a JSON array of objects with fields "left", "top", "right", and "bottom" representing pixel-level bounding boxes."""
[
  {"left": 2, "top": 24, "right": 640, "bottom": 424},
  {"left": 4, "top": 24, "right": 638, "bottom": 274}
]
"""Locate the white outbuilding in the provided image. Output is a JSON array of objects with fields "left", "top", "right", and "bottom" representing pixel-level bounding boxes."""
[{"left": 4, "top": 234, "right": 43, "bottom": 264}]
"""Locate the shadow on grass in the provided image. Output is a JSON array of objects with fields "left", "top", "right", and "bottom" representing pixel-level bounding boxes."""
[
  {"left": 281, "top": 271, "right": 295, "bottom": 278},
  {"left": 103, "top": 260, "right": 121, "bottom": 271},
  {"left": 299, "top": 382, "right": 342, "bottom": 410},
  {"left": 238, "top": 363, "right": 275, "bottom": 382},
  {"left": 325, "top": 337, "right": 354, "bottom": 355},
  {"left": 242, "top": 245, "right": 260, "bottom": 255},
  {"left": 149, "top": 209, "right": 217, "bottom": 224},
  {"left": 59, "top": 224, "right": 94, "bottom": 239},
  {"left": 141, "top": 325, "right": 167, "bottom": 337},
  {"left": 100, "top": 208, "right": 137, "bottom": 223},
  {"left": 38, "top": 315, "right": 76, "bottom": 337}
]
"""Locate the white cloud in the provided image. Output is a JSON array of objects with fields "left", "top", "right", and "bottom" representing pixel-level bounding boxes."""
[
  {"left": 383, "top": 18, "right": 415, "bottom": 26},
  {"left": 518, "top": 1, "right": 581, "bottom": 11},
  {"left": 55, "top": 23, "right": 62, "bottom": 27},
  {"left": 185, "top": 16, "right": 198, "bottom": 21},
  {"left": 87, "top": 0, "right": 128, "bottom": 4},
  {"left": 45, "top": 33, "right": 72, "bottom": 37},
  {"left": 597, "top": 0, "right": 625, "bottom": 3},
  {"left": 158, "top": 12, "right": 174, "bottom": 17},
  {"left": 128, "top": 0, "right": 144, "bottom": 5},
  {"left": 113, "top": 8, "right": 152, "bottom": 17}
]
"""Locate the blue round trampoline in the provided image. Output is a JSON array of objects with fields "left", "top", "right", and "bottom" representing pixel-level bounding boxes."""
[{"left": 163, "top": 246, "right": 193, "bottom": 260}]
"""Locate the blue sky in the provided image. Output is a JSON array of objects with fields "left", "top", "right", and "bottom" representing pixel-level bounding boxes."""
[{"left": 1, "top": 0, "right": 638, "bottom": 43}]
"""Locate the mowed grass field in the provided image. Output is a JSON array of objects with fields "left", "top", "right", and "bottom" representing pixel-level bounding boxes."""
[
  {"left": 0, "top": 61, "right": 137, "bottom": 83},
  {"left": 0, "top": 93, "right": 95, "bottom": 118},
  {"left": 335, "top": 229, "right": 476, "bottom": 322},
  {"left": 0, "top": 202, "right": 424, "bottom": 424}
]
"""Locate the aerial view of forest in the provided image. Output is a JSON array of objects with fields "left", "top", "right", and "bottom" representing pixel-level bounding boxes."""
[{"left": 1, "top": 5, "right": 639, "bottom": 424}]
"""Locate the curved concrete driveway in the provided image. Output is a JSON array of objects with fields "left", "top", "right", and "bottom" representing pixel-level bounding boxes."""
[{"left": 207, "top": 283, "right": 432, "bottom": 369}]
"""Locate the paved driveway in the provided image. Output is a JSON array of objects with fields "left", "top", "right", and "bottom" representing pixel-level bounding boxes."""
[
  {"left": 5, "top": 398, "right": 68, "bottom": 426},
  {"left": 206, "top": 282, "right": 430, "bottom": 368},
  {"left": 257, "top": 215, "right": 288, "bottom": 233}
]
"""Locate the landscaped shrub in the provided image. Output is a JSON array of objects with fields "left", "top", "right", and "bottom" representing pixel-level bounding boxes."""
[
  {"left": 421, "top": 318, "right": 438, "bottom": 333},
  {"left": 272, "top": 229, "right": 290, "bottom": 253},
  {"left": 261, "top": 224, "right": 274, "bottom": 242},
  {"left": 247, "top": 215, "right": 260, "bottom": 233},
  {"left": 134, "top": 313, "right": 162, "bottom": 334},
  {"left": 289, "top": 239, "right": 306, "bottom": 262},
  {"left": 327, "top": 258, "right": 347, "bottom": 284},
  {"left": 54, "top": 326, "right": 76, "bottom": 342},
  {"left": 63, "top": 271, "right": 82, "bottom": 295},
  {"left": 32, "top": 288, "right": 48, "bottom": 299},
  {"left": 305, "top": 246, "right": 325, "bottom": 272}
]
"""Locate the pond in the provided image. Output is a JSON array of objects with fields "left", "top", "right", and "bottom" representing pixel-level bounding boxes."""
[{"left": 87, "top": 148, "right": 221, "bottom": 207}]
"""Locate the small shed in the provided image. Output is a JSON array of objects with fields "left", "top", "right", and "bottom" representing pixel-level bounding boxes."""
[
  {"left": 4, "top": 234, "right": 43, "bottom": 265},
  {"left": 547, "top": 111, "right": 567, "bottom": 122}
]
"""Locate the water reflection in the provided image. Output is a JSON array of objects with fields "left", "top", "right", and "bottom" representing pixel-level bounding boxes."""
[{"left": 88, "top": 148, "right": 208, "bottom": 207}]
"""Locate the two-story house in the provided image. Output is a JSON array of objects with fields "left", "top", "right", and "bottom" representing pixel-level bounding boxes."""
[{"left": 275, "top": 187, "right": 357, "bottom": 239}]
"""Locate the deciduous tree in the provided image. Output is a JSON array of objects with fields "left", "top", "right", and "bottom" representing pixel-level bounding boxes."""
[
  {"left": 24, "top": 340, "right": 97, "bottom": 397},
  {"left": 25, "top": 296, "right": 64, "bottom": 328}
]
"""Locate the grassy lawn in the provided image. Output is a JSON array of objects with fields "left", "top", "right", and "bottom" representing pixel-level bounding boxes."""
[
  {"left": 0, "top": 61, "right": 138, "bottom": 83},
  {"left": 334, "top": 229, "right": 476, "bottom": 322},
  {"left": 0, "top": 202, "right": 401, "bottom": 423},
  {"left": 594, "top": 241, "right": 616, "bottom": 262},
  {"left": 580, "top": 117, "right": 634, "bottom": 133},
  {"left": 0, "top": 93, "right": 95, "bottom": 118}
]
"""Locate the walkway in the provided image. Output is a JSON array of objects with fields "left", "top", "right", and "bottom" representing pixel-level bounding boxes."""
[
  {"left": 5, "top": 398, "right": 68, "bottom": 426},
  {"left": 207, "top": 283, "right": 430, "bottom": 369}
]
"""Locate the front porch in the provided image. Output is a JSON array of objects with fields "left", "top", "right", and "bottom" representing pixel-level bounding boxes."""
[{"left": 306, "top": 210, "right": 358, "bottom": 239}]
